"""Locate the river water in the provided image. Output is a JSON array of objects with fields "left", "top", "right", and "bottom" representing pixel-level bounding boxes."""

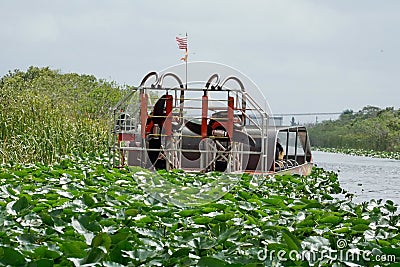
[{"left": 312, "top": 151, "right": 400, "bottom": 205}]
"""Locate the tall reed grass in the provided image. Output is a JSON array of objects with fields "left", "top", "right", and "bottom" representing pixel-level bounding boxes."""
[{"left": 0, "top": 66, "right": 128, "bottom": 164}]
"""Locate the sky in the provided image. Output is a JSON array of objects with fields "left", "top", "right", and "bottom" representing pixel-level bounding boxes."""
[{"left": 1, "top": 1, "right": 399, "bottom": 123}]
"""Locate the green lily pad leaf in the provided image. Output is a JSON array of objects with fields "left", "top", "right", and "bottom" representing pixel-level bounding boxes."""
[
  {"left": 83, "top": 247, "right": 105, "bottom": 264},
  {"left": 110, "top": 240, "right": 133, "bottom": 265},
  {"left": 322, "top": 193, "right": 334, "bottom": 200},
  {"left": 223, "top": 193, "right": 236, "bottom": 201},
  {"left": 92, "top": 232, "right": 112, "bottom": 251},
  {"left": 302, "top": 236, "right": 330, "bottom": 249},
  {"left": 238, "top": 201, "right": 257, "bottom": 211},
  {"left": 32, "top": 206, "right": 47, "bottom": 213},
  {"left": 289, "top": 177, "right": 302, "bottom": 184},
  {"left": 197, "top": 256, "right": 226, "bottom": 267},
  {"left": 123, "top": 249, "right": 157, "bottom": 261},
  {"left": 201, "top": 207, "right": 219, "bottom": 213},
  {"left": 60, "top": 241, "right": 88, "bottom": 258},
  {"left": 124, "top": 208, "right": 138, "bottom": 217},
  {"left": 282, "top": 229, "right": 301, "bottom": 252},
  {"left": 290, "top": 204, "right": 307, "bottom": 211},
  {"left": 188, "top": 236, "right": 217, "bottom": 250},
  {"left": 304, "top": 202, "right": 322, "bottom": 209},
  {"left": 348, "top": 218, "right": 370, "bottom": 225},
  {"left": 34, "top": 246, "right": 60, "bottom": 259},
  {"left": 297, "top": 218, "right": 315, "bottom": 228},
  {"left": 179, "top": 209, "right": 198, "bottom": 217},
  {"left": 378, "top": 240, "right": 391, "bottom": 247},
  {"left": 103, "top": 261, "right": 126, "bottom": 267},
  {"left": 12, "top": 196, "right": 29, "bottom": 212},
  {"left": 137, "top": 215, "right": 154, "bottom": 224},
  {"left": 111, "top": 231, "right": 130, "bottom": 245},
  {"left": 214, "top": 213, "right": 235, "bottom": 222},
  {"left": 0, "top": 247, "right": 26, "bottom": 266},
  {"left": 78, "top": 213, "right": 102, "bottom": 232},
  {"left": 27, "top": 259, "right": 54, "bottom": 267},
  {"left": 40, "top": 213, "right": 54, "bottom": 227},
  {"left": 150, "top": 209, "right": 172, "bottom": 217},
  {"left": 0, "top": 173, "right": 14, "bottom": 179},
  {"left": 268, "top": 242, "right": 288, "bottom": 252},
  {"left": 14, "top": 170, "right": 28, "bottom": 178},
  {"left": 193, "top": 216, "right": 213, "bottom": 225},
  {"left": 352, "top": 224, "right": 370, "bottom": 232},
  {"left": 217, "top": 228, "right": 239, "bottom": 243},
  {"left": 319, "top": 215, "right": 341, "bottom": 225},
  {"left": 170, "top": 247, "right": 191, "bottom": 259},
  {"left": 264, "top": 196, "right": 285, "bottom": 208},
  {"left": 380, "top": 247, "right": 400, "bottom": 257},
  {"left": 333, "top": 227, "right": 350, "bottom": 234},
  {"left": 238, "top": 191, "right": 252, "bottom": 200},
  {"left": 384, "top": 200, "right": 397, "bottom": 213},
  {"left": 83, "top": 193, "right": 96, "bottom": 207}
]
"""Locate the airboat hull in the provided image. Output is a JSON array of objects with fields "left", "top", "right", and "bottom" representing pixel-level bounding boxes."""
[{"left": 273, "top": 162, "right": 313, "bottom": 176}]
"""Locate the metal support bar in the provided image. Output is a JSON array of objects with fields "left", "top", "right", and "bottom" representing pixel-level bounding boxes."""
[
  {"left": 140, "top": 93, "right": 148, "bottom": 139},
  {"left": 227, "top": 96, "right": 234, "bottom": 139},
  {"left": 294, "top": 128, "right": 298, "bottom": 163},
  {"left": 201, "top": 95, "right": 208, "bottom": 138},
  {"left": 165, "top": 94, "right": 173, "bottom": 137}
]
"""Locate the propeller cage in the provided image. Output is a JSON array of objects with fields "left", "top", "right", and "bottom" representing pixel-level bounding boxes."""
[{"left": 111, "top": 72, "right": 270, "bottom": 174}]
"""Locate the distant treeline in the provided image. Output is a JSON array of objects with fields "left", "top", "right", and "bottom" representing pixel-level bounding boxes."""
[
  {"left": 0, "top": 67, "right": 129, "bottom": 164},
  {"left": 308, "top": 106, "right": 400, "bottom": 152}
]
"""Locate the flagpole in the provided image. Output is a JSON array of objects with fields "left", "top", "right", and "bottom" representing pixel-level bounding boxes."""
[
  {"left": 176, "top": 34, "right": 188, "bottom": 88},
  {"left": 185, "top": 32, "right": 188, "bottom": 89}
]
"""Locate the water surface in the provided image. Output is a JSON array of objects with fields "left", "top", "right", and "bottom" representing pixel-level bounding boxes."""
[{"left": 312, "top": 151, "right": 400, "bottom": 205}]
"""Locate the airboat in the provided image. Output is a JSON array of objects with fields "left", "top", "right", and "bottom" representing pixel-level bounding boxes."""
[{"left": 110, "top": 63, "right": 313, "bottom": 176}]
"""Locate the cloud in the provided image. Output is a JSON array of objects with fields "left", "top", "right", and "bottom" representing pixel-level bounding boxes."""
[{"left": 1, "top": 0, "right": 399, "bottom": 118}]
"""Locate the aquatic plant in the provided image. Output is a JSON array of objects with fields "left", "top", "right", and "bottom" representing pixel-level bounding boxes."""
[
  {"left": 313, "top": 147, "right": 400, "bottom": 160},
  {"left": 0, "top": 154, "right": 399, "bottom": 266}
]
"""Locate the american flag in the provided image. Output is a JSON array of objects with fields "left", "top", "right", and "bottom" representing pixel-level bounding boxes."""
[{"left": 176, "top": 36, "right": 187, "bottom": 50}]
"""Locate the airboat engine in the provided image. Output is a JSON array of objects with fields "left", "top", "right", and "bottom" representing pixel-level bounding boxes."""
[{"left": 111, "top": 71, "right": 270, "bottom": 174}]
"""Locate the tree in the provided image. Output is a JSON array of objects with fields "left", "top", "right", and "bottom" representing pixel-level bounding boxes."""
[
  {"left": 308, "top": 106, "right": 400, "bottom": 152},
  {"left": 339, "top": 109, "right": 354, "bottom": 121}
]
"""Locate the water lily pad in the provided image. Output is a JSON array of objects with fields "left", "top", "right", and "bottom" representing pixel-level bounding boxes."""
[
  {"left": 197, "top": 256, "right": 226, "bottom": 267},
  {"left": 282, "top": 229, "right": 301, "bottom": 252},
  {"left": 193, "top": 216, "right": 213, "bottom": 225},
  {"left": 179, "top": 209, "right": 198, "bottom": 217},
  {"left": 214, "top": 213, "right": 235, "bottom": 222},
  {"left": 0, "top": 247, "right": 27, "bottom": 266},
  {"left": 92, "top": 232, "right": 112, "bottom": 251},
  {"left": 27, "top": 259, "right": 54, "bottom": 267},
  {"left": 170, "top": 247, "right": 191, "bottom": 259},
  {"left": 61, "top": 241, "right": 88, "bottom": 258},
  {"left": 12, "top": 196, "right": 29, "bottom": 212},
  {"left": 124, "top": 208, "right": 138, "bottom": 217},
  {"left": 33, "top": 246, "right": 60, "bottom": 259},
  {"left": 319, "top": 215, "right": 342, "bottom": 225}
]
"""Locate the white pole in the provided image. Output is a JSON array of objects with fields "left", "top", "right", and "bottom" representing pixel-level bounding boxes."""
[{"left": 185, "top": 32, "right": 188, "bottom": 89}]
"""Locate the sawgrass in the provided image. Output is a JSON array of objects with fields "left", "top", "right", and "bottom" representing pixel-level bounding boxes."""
[{"left": 0, "top": 67, "right": 128, "bottom": 164}]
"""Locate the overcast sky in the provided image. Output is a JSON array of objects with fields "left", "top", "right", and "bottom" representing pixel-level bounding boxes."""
[{"left": 1, "top": 1, "right": 399, "bottom": 122}]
